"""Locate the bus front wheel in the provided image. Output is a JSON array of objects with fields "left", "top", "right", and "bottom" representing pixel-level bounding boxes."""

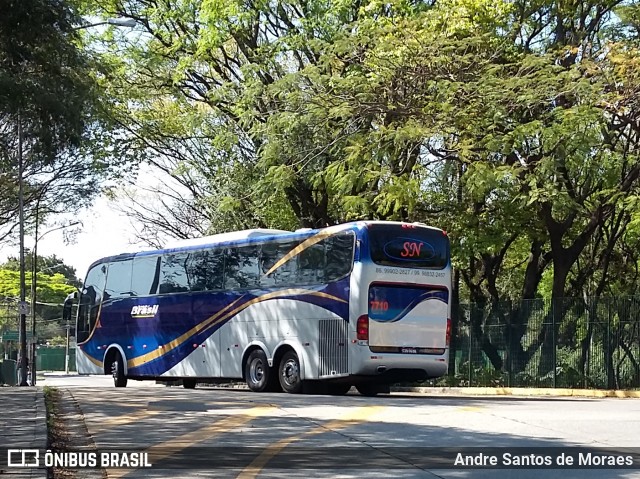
[
  {"left": 326, "top": 383, "right": 351, "bottom": 396},
  {"left": 183, "top": 378, "right": 197, "bottom": 389},
  {"left": 111, "top": 352, "right": 128, "bottom": 388},
  {"left": 245, "top": 349, "right": 272, "bottom": 392},
  {"left": 355, "top": 383, "right": 389, "bottom": 397},
  {"left": 279, "top": 351, "right": 302, "bottom": 394}
]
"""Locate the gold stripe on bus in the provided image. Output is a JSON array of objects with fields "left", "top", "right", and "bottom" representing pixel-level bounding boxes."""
[
  {"left": 264, "top": 226, "right": 344, "bottom": 276},
  {"left": 80, "top": 349, "right": 104, "bottom": 368},
  {"left": 198, "top": 289, "right": 347, "bottom": 336},
  {"left": 127, "top": 289, "right": 347, "bottom": 369},
  {"left": 125, "top": 296, "right": 245, "bottom": 369}
]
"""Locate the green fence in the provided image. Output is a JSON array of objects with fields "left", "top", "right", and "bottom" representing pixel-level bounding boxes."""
[
  {"left": 0, "top": 359, "right": 17, "bottom": 386},
  {"left": 5, "top": 297, "right": 640, "bottom": 388},
  {"left": 443, "top": 297, "right": 640, "bottom": 389},
  {"left": 36, "top": 347, "right": 76, "bottom": 372}
]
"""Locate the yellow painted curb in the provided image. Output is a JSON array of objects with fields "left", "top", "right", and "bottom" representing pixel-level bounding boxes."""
[{"left": 393, "top": 386, "right": 640, "bottom": 398}]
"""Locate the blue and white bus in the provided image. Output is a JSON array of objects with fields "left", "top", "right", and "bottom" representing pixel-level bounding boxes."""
[{"left": 65, "top": 221, "right": 451, "bottom": 395}]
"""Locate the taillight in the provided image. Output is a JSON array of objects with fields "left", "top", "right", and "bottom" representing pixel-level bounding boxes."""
[
  {"left": 357, "top": 315, "right": 369, "bottom": 341},
  {"left": 446, "top": 318, "right": 452, "bottom": 346}
]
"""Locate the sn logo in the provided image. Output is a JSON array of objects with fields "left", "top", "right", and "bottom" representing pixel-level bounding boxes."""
[{"left": 400, "top": 241, "right": 424, "bottom": 258}]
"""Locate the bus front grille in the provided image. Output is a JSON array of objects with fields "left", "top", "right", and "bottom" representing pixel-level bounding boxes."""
[{"left": 318, "top": 319, "right": 349, "bottom": 377}]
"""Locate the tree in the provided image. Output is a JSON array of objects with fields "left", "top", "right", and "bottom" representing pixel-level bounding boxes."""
[
  {"left": 0, "top": 0, "right": 119, "bottom": 244},
  {"left": 0, "top": 254, "right": 77, "bottom": 341},
  {"left": 1, "top": 252, "right": 81, "bottom": 287},
  {"left": 79, "top": 0, "right": 373, "bottom": 240},
  {"left": 84, "top": 0, "right": 640, "bottom": 379}
]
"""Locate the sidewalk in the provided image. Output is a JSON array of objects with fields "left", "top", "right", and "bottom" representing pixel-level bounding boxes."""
[
  {"left": 395, "top": 386, "right": 640, "bottom": 398},
  {"left": 0, "top": 387, "right": 48, "bottom": 478}
]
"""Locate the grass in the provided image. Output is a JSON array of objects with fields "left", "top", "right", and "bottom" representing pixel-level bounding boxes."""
[{"left": 43, "top": 385, "right": 58, "bottom": 431}]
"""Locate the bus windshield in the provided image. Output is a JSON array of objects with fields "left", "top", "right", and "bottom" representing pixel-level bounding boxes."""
[{"left": 368, "top": 223, "right": 449, "bottom": 269}]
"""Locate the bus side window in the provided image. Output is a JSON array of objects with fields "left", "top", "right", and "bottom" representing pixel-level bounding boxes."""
[
  {"left": 104, "top": 260, "right": 134, "bottom": 300},
  {"left": 132, "top": 256, "right": 160, "bottom": 296},
  {"left": 225, "top": 246, "right": 259, "bottom": 290},
  {"left": 259, "top": 244, "right": 278, "bottom": 288},
  {"left": 260, "top": 241, "right": 297, "bottom": 288},
  {"left": 325, "top": 233, "right": 355, "bottom": 281},
  {"left": 159, "top": 253, "right": 190, "bottom": 294},
  {"left": 186, "top": 251, "right": 206, "bottom": 292},
  {"left": 187, "top": 250, "right": 224, "bottom": 291},
  {"left": 298, "top": 242, "right": 325, "bottom": 285}
]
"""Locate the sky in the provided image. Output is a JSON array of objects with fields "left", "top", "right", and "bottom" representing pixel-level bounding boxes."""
[
  {"left": 36, "top": 197, "right": 149, "bottom": 277},
  {"left": 1, "top": 196, "right": 149, "bottom": 280},
  {"left": 1, "top": 163, "right": 188, "bottom": 281},
  {"left": 0, "top": 161, "right": 188, "bottom": 280}
]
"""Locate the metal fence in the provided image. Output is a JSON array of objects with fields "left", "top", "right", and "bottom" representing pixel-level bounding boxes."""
[
  {"left": 4, "top": 296, "right": 640, "bottom": 389},
  {"left": 442, "top": 297, "right": 640, "bottom": 389},
  {"left": 36, "top": 346, "right": 76, "bottom": 372}
]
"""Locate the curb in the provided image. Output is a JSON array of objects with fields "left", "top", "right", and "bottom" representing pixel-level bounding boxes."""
[
  {"left": 33, "top": 388, "right": 48, "bottom": 449},
  {"left": 394, "top": 386, "right": 640, "bottom": 398}
]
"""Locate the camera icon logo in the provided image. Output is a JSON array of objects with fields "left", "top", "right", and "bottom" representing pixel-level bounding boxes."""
[{"left": 7, "top": 449, "right": 40, "bottom": 467}]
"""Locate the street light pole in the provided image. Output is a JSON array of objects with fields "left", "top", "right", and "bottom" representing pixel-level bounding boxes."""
[
  {"left": 65, "top": 322, "right": 71, "bottom": 374},
  {"left": 30, "top": 211, "right": 38, "bottom": 386},
  {"left": 17, "top": 114, "right": 28, "bottom": 387}
]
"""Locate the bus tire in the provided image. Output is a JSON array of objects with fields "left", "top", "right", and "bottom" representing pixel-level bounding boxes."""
[
  {"left": 183, "top": 378, "right": 197, "bottom": 389},
  {"left": 245, "top": 349, "right": 272, "bottom": 392},
  {"left": 355, "top": 383, "right": 388, "bottom": 397},
  {"left": 278, "top": 351, "right": 302, "bottom": 394},
  {"left": 326, "top": 383, "right": 351, "bottom": 396},
  {"left": 111, "top": 352, "right": 127, "bottom": 388}
]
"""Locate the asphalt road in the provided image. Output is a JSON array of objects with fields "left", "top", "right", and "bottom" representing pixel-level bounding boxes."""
[{"left": 40, "top": 374, "right": 640, "bottom": 479}]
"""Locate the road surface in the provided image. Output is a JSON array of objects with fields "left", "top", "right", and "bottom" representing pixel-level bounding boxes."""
[{"left": 40, "top": 374, "right": 640, "bottom": 478}]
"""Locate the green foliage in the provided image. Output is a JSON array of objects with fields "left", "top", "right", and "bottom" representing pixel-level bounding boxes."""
[
  {"left": 0, "top": 0, "right": 119, "bottom": 248},
  {"left": 46, "top": 336, "right": 67, "bottom": 347},
  {"left": 0, "top": 254, "right": 77, "bottom": 336},
  {"left": 1, "top": 253, "right": 80, "bottom": 287},
  {"left": 438, "top": 361, "right": 507, "bottom": 387},
  {"left": 0, "top": 269, "right": 73, "bottom": 303},
  {"left": 81, "top": 0, "right": 640, "bottom": 380}
]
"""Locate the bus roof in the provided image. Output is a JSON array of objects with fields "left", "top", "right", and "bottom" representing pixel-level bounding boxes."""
[
  {"left": 163, "top": 229, "right": 291, "bottom": 249},
  {"left": 85, "top": 221, "right": 444, "bottom": 274}
]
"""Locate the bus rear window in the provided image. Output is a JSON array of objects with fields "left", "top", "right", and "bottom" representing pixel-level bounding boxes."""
[{"left": 368, "top": 224, "right": 449, "bottom": 269}]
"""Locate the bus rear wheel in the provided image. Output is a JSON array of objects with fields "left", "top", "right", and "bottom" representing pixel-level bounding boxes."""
[
  {"left": 111, "top": 352, "right": 127, "bottom": 388},
  {"left": 279, "top": 351, "right": 302, "bottom": 394}
]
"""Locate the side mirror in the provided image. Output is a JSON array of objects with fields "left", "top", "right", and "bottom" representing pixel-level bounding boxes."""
[{"left": 62, "top": 291, "right": 78, "bottom": 323}]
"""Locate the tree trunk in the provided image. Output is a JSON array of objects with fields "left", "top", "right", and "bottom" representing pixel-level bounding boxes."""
[
  {"left": 448, "top": 268, "right": 461, "bottom": 376},
  {"left": 539, "top": 259, "right": 570, "bottom": 380}
]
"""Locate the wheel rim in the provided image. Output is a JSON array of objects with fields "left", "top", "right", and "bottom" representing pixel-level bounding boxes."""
[
  {"left": 281, "top": 358, "right": 299, "bottom": 387},
  {"left": 249, "top": 358, "right": 264, "bottom": 385},
  {"left": 111, "top": 360, "right": 119, "bottom": 380}
]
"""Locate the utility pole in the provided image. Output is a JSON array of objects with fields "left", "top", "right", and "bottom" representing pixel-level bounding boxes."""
[
  {"left": 30, "top": 206, "right": 39, "bottom": 386},
  {"left": 65, "top": 322, "right": 70, "bottom": 375},
  {"left": 17, "top": 114, "right": 28, "bottom": 387}
]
